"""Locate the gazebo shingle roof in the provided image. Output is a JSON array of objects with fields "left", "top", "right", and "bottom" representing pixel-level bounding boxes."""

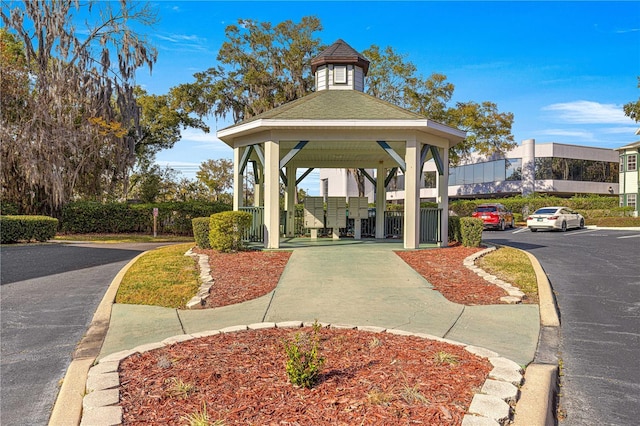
[{"left": 223, "top": 90, "right": 425, "bottom": 131}]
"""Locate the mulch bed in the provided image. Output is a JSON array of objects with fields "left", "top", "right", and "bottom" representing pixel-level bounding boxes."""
[
  {"left": 192, "top": 249, "right": 291, "bottom": 308},
  {"left": 396, "top": 245, "right": 509, "bottom": 305},
  {"left": 119, "top": 327, "right": 492, "bottom": 425}
]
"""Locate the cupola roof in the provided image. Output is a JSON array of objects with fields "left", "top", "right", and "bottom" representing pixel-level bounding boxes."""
[{"left": 311, "top": 39, "right": 370, "bottom": 75}]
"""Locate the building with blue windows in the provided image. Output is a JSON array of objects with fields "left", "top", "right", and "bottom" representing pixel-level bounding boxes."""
[{"left": 320, "top": 139, "right": 620, "bottom": 201}]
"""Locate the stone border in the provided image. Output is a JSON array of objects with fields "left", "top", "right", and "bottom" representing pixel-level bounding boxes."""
[
  {"left": 463, "top": 245, "right": 526, "bottom": 304},
  {"left": 184, "top": 248, "right": 214, "bottom": 309},
  {"left": 80, "top": 321, "right": 524, "bottom": 426}
]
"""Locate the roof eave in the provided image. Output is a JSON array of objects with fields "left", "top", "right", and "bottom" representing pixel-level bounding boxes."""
[{"left": 217, "top": 118, "right": 466, "bottom": 147}]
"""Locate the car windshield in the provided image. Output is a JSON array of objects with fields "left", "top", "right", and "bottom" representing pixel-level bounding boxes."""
[
  {"left": 476, "top": 206, "right": 497, "bottom": 213},
  {"left": 533, "top": 208, "right": 559, "bottom": 215}
]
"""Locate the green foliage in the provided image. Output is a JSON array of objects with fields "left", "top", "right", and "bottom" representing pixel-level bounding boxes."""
[
  {"left": 192, "top": 217, "right": 211, "bottom": 249},
  {"left": 60, "top": 202, "right": 147, "bottom": 234},
  {"left": 449, "top": 195, "right": 619, "bottom": 219},
  {"left": 196, "top": 159, "right": 233, "bottom": 202},
  {"left": 175, "top": 16, "right": 323, "bottom": 124},
  {"left": 283, "top": 323, "right": 325, "bottom": 388},
  {"left": 209, "top": 211, "right": 252, "bottom": 252},
  {"left": 0, "top": 201, "right": 20, "bottom": 215},
  {"left": 448, "top": 215, "right": 462, "bottom": 243},
  {"left": 0, "top": 215, "right": 58, "bottom": 243},
  {"left": 60, "top": 201, "right": 231, "bottom": 235},
  {"left": 460, "top": 217, "right": 483, "bottom": 247}
]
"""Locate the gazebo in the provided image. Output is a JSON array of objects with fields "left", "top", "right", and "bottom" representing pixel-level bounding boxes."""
[{"left": 216, "top": 39, "right": 465, "bottom": 249}]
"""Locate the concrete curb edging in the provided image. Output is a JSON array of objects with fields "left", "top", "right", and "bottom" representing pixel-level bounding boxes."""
[
  {"left": 491, "top": 244, "right": 561, "bottom": 426},
  {"left": 48, "top": 251, "right": 149, "bottom": 426},
  {"left": 80, "top": 321, "right": 524, "bottom": 426}
]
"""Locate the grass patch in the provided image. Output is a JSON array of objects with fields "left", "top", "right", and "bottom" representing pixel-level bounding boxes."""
[
  {"left": 477, "top": 247, "right": 538, "bottom": 301},
  {"left": 116, "top": 243, "right": 200, "bottom": 308},
  {"left": 54, "top": 233, "right": 193, "bottom": 243}
]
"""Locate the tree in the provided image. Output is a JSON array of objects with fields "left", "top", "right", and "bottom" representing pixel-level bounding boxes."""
[
  {"left": 196, "top": 159, "right": 234, "bottom": 202},
  {"left": 445, "top": 101, "right": 515, "bottom": 165},
  {"left": 623, "top": 77, "right": 640, "bottom": 123},
  {"left": 363, "top": 44, "right": 514, "bottom": 165},
  {"left": 1, "top": 1, "right": 157, "bottom": 213},
  {"left": 133, "top": 86, "right": 210, "bottom": 166},
  {"left": 175, "top": 16, "right": 323, "bottom": 124}
]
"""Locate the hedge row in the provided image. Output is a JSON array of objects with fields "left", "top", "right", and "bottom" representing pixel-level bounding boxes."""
[
  {"left": 1, "top": 215, "right": 58, "bottom": 243},
  {"left": 60, "top": 201, "right": 231, "bottom": 235},
  {"left": 447, "top": 216, "right": 483, "bottom": 247},
  {"left": 449, "top": 194, "right": 619, "bottom": 218}
]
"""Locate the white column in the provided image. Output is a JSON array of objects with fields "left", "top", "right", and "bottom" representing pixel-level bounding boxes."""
[
  {"left": 375, "top": 164, "right": 385, "bottom": 239},
  {"left": 285, "top": 166, "right": 296, "bottom": 237},
  {"left": 264, "top": 140, "right": 280, "bottom": 249},
  {"left": 404, "top": 139, "right": 420, "bottom": 249},
  {"left": 438, "top": 146, "right": 449, "bottom": 247},
  {"left": 233, "top": 146, "right": 243, "bottom": 210}
]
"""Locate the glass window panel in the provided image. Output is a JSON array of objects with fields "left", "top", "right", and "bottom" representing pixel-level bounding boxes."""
[
  {"left": 483, "top": 162, "right": 494, "bottom": 182},
  {"left": 494, "top": 159, "right": 505, "bottom": 181},
  {"left": 473, "top": 163, "right": 484, "bottom": 184}
]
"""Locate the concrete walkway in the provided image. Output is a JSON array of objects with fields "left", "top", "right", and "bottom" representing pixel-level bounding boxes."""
[{"left": 99, "top": 239, "right": 539, "bottom": 366}]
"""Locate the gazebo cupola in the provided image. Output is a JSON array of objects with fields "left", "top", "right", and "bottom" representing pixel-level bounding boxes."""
[{"left": 311, "top": 39, "right": 370, "bottom": 92}]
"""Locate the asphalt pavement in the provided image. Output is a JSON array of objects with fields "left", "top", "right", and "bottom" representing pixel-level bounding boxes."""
[
  {"left": 0, "top": 243, "right": 169, "bottom": 426},
  {"left": 483, "top": 227, "right": 640, "bottom": 426}
]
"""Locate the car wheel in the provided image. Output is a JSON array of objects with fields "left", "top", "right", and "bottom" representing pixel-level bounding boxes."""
[
  {"left": 561, "top": 221, "right": 567, "bottom": 232},
  {"left": 510, "top": 218, "right": 515, "bottom": 228},
  {"left": 579, "top": 218, "right": 585, "bottom": 229},
  {"left": 500, "top": 220, "right": 505, "bottom": 231},
  {"left": 530, "top": 228, "right": 537, "bottom": 232}
]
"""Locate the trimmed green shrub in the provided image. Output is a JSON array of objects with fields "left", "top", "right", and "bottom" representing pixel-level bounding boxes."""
[
  {"left": 192, "top": 217, "right": 211, "bottom": 249},
  {"left": 448, "top": 215, "right": 462, "bottom": 243},
  {"left": 460, "top": 217, "right": 483, "bottom": 247},
  {"left": 209, "top": 211, "right": 253, "bottom": 252},
  {"left": 60, "top": 201, "right": 231, "bottom": 235},
  {"left": 1, "top": 215, "right": 58, "bottom": 243}
]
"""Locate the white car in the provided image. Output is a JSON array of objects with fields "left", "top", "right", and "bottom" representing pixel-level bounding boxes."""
[{"left": 526, "top": 206, "right": 585, "bottom": 232}]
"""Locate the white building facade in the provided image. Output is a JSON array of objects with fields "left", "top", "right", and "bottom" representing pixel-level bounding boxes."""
[{"left": 321, "top": 139, "right": 620, "bottom": 202}]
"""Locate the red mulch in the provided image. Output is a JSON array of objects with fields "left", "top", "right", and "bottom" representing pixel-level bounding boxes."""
[
  {"left": 119, "top": 327, "right": 492, "bottom": 425},
  {"left": 192, "top": 249, "right": 291, "bottom": 308},
  {"left": 117, "top": 244, "right": 524, "bottom": 424},
  {"left": 396, "top": 245, "right": 509, "bottom": 305}
]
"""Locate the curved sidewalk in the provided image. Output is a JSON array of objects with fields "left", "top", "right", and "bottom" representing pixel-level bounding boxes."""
[{"left": 99, "top": 240, "right": 540, "bottom": 365}]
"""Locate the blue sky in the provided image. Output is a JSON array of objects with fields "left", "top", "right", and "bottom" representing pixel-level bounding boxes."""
[{"left": 133, "top": 1, "right": 640, "bottom": 194}]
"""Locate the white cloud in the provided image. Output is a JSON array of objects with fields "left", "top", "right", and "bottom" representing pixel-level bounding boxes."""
[
  {"left": 601, "top": 126, "right": 640, "bottom": 135},
  {"left": 180, "top": 128, "right": 223, "bottom": 144},
  {"left": 537, "top": 128, "right": 595, "bottom": 140},
  {"left": 155, "top": 33, "right": 211, "bottom": 53},
  {"left": 542, "top": 100, "right": 633, "bottom": 125}
]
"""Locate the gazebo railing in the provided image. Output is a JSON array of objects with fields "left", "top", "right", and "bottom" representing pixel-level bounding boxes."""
[
  {"left": 239, "top": 206, "right": 264, "bottom": 242},
  {"left": 239, "top": 207, "right": 441, "bottom": 244}
]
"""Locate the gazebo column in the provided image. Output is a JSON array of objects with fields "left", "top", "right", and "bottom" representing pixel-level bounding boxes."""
[
  {"left": 285, "top": 166, "right": 296, "bottom": 237},
  {"left": 375, "top": 164, "right": 385, "bottom": 239},
  {"left": 403, "top": 139, "right": 420, "bottom": 249},
  {"left": 264, "top": 140, "right": 280, "bottom": 249},
  {"left": 437, "top": 146, "right": 449, "bottom": 247},
  {"left": 233, "top": 146, "right": 244, "bottom": 210}
]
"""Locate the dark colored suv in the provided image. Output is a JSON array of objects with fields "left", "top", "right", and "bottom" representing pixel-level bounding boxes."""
[{"left": 471, "top": 203, "right": 515, "bottom": 231}]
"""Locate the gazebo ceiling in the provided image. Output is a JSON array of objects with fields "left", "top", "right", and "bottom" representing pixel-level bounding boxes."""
[{"left": 276, "top": 139, "right": 408, "bottom": 169}]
